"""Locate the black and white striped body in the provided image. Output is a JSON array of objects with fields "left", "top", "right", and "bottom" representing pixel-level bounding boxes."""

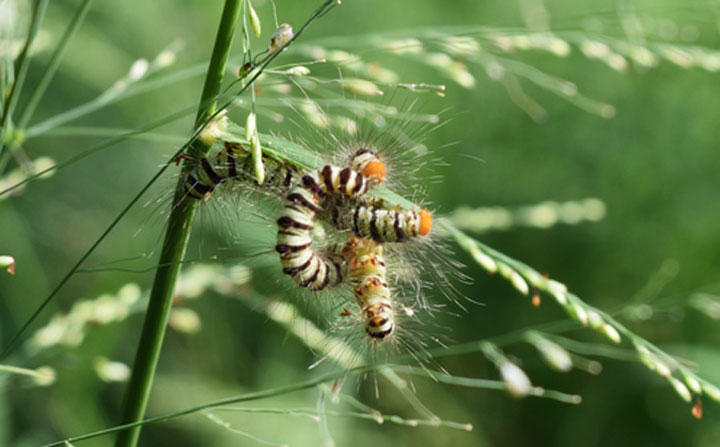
[
  {"left": 274, "top": 164, "right": 373, "bottom": 290},
  {"left": 184, "top": 142, "right": 298, "bottom": 199},
  {"left": 275, "top": 186, "right": 345, "bottom": 290},
  {"left": 302, "top": 165, "right": 369, "bottom": 198},
  {"left": 335, "top": 204, "right": 424, "bottom": 243}
]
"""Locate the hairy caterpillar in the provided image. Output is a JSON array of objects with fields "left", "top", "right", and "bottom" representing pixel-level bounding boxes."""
[
  {"left": 329, "top": 201, "right": 433, "bottom": 243},
  {"left": 342, "top": 237, "right": 396, "bottom": 340},
  {"left": 274, "top": 156, "right": 382, "bottom": 290},
  {"left": 275, "top": 186, "right": 346, "bottom": 290},
  {"left": 332, "top": 149, "right": 433, "bottom": 243},
  {"left": 183, "top": 143, "right": 383, "bottom": 200},
  {"left": 313, "top": 151, "right": 434, "bottom": 243},
  {"left": 183, "top": 142, "right": 299, "bottom": 200}
]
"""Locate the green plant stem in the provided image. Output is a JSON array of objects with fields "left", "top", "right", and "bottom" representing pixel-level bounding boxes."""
[
  {"left": 48, "top": 366, "right": 375, "bottom": 447},
  {"left": 114, "top": 1, "right": 242, "bottom": 446},
  {"left": 0, "top": 0, "right": 336, "bottom": 362},
  {"left": 0, "top": 363, "right": 53, "bottom": 380},
  {"left": 0, "top": 0, "right": 49, "bottom": 172},
  {"left": 24, "top": 63, "right": 207, "bottom": 139},
  {"left": 16, "top": 0, "right": 94, "bottom": 131}
]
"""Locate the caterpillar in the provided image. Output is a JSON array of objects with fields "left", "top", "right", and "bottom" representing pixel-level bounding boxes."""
[
  {"left": 332, "top": 202, "right": 433, "bottom": 243},
  {"left": 183, "top": 142, "right": 299, "bottom": 200},
  {"left": 316, "top": 150, "right": 434, "bottom": 243},
  {"left": 274, "top": 150, "right": 386, "bottom": 290},
  {"left": 183, "top": 144, "right": 383, "bottom": 200},
  {"left": 275, "top": 185, "right": 346, "bottom": 290},
  {"left": 275, "top": 160, "right": 378, "bottom": 289},
  {"left": 342, "top": 237, "right": 395, "bottom": 340}
]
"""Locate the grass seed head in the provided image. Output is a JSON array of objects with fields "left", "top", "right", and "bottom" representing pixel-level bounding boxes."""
[{"left": 269, "top": 23, "right": 294, "bottom": 54}]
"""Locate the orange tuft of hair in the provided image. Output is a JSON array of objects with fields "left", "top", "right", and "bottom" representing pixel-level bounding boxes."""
[
  {"left": 418, "top": 209, "right": 433, "bottom": 236},
  {"left": 692, "top": 400, "right": 703, "bottom": 419},
  {"left": 532, "top": 294, "right": 541, "bottom": 307},
  {"left": 362, "top": 160, "right": 386, "bottom": 183}
]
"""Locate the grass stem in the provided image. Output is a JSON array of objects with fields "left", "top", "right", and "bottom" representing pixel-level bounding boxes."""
[
  {"left": 0, "top": 0, "right": 49, "bottom": 171},
  {"left": 16, "top": 0, "right": 94, "bottom": 131},
  {"left": 114, "top": 1, "right": 242, "bottom": 445}
]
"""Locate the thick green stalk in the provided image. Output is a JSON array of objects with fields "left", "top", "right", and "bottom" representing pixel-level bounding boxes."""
[{"left": 114, "top": 1, "right": 241, "bottom": 446}]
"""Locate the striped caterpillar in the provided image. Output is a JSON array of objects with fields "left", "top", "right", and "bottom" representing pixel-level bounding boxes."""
[
  {"left": 275, "top": 185, "right": 346, "bottom": 290},
  {"left": 183, "top": 145, "right": 385, "bottom": 201},
  {"left": 342, "top": 237, "right": 395, "bottom": 340},
  {"left": 183, "top": 142, "right": 298, "bottom": 200},
  {"left": 276, "top": 147, "right": 438, "bottom": 290},
  {"left": 332, "top": 150, "right": 433, "bottom": 243},
  {"left": 184, "top": 141, "right": 432, "bottom": 243},
  {"left": 318, "top": 149, "right": 433, "bottom": 243},
  {"left": 181, "top": 135, "right": 434, "bottom": 295},
  {"left": 332, "top": 202, "right": 433, "bottom": 243},
  {"left": 275, "top": 159, "right": 377, "bottom": 290}
]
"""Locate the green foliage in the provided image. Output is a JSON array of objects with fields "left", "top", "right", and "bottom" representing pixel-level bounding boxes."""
[{"left": 1, "top": 1, "right": 720, "bottom": 446}]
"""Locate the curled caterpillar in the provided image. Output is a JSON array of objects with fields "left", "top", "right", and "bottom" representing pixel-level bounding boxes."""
[
  {"left": 184, "top": 142, "right": 298, "bottom": 199},
  {"left": 275, "top": 186, "right": 346, "bottom": 290},
  {"left": 275, "top": 163, "right": 371, "bottom": 289},
  {"left": 343, "top": 237, "right": 395, "bottom": 340},
  {"left": 333, "top": 203, "right": 433, "bottom": 243},
  {"left": 274, "top": 149, "right": 388, "bottom": 290}
]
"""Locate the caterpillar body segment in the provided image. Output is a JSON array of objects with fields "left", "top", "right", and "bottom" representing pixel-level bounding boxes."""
[
  {"left": 184, "top": 157, "right": 223, "bottom": 199},
  {"left": 333, "top": 203, "right": 433, "bottom": 243},
  {"left": 276, "top": 186, "right": 346, "bottom": 290},
  {"left": 343, "top": 238, "right": 395, "bottom": 340},
  {"left": 350, "top": 149, "right": 386, "bottom": 184},
  {"left": 184, "top": 142, "right": 299, "bottom": 199},
  {"left": 302, "top": 165, "right": 370, "bottom": 198}
]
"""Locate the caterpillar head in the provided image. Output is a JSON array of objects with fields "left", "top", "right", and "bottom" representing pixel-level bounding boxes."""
[
  {"left": 351, "top": 149, "right": 386, "bottom": 184},
  {"left": 361, "top": 160, "right": 386, "bottom": 183},
  {"left": 418, "top": 209, "right": 433, "bottom": 236}
]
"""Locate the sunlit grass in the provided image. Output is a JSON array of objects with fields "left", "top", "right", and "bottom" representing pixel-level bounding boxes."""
[{"left": 1, "top": 0, "right": 720, "bottom": 445}]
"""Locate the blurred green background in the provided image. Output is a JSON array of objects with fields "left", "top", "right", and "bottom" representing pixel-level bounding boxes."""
[{"left": 1, "top": 0, "right": 719, "bottom": 445}]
